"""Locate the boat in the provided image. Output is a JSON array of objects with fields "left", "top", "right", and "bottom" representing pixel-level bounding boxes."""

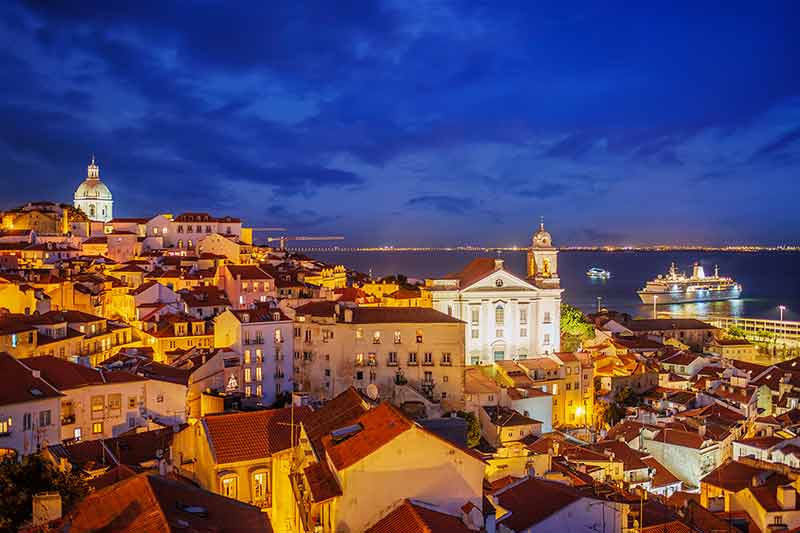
[
  {"left": 586, "top": 267, "right": 611, "bottom": 279},
  {"left": 638, "top": 262, "right": 742, "bottom": 304}
]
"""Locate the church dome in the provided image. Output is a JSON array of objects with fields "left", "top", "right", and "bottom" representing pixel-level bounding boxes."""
[
  {"left": 74, "top": 179, "right": 112, "bottom": 200},
  {"left": 532, "top": 218, "right": 552, "bottom": 248},
  {"left": 74, "top": 157, "right": 112, "bottom": 201}
]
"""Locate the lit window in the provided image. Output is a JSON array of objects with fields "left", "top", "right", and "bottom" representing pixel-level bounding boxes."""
[
  {"left": 394, "top": 331, "right": 401, "bottom": 344},
  {"left": 356, "top": 328, "right": 364, "bottom": 340},
  {"left": 253, "top": 471, "right": 268, "bottom": 501},
  {"left": 0, "top": 417, "right": 10, "bottom": 435},
  {"left": 221, "top": 476, "right": 238, "bottom": 499},
  {"left": 244, "top": 368, "right": 252, "bottom": 383},
  {"left": 92, "top": 422, "right": 103, "bottom": 434},
  {"left": 244, "top": 350, "right": 251, "bottom": 364},
  {"left": 256, "top": 366, "right": 262, "bottom": 381},
  {"left": 373, "top": 331, "right": 381, "bottom": 344}
]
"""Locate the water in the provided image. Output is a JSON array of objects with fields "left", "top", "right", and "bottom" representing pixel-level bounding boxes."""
[{"left": 305, "top": 250, "right": 800, "bottom": 321}]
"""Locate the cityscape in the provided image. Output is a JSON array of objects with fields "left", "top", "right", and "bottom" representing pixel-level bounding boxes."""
[{"left": 2, "top": 2, "right": 800, "bottom": 533}]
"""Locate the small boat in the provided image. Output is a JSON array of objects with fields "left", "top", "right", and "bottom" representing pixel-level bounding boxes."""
[{"left": 586, "top": 267, "right": 611, "bottom": 279}]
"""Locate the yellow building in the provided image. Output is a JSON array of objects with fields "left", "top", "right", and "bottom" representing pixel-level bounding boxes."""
[
  {"left": 172, "top": 406, "right": 313, "bottom": 529},
  {"left": 304, "top": 265, "right": 347, "bottom": 289},
  {"left": 381, "top": 286, "right": 433, "bottom": 308},
  {"left": 140, "top": 312, "right": 213, "bottom": 362}
]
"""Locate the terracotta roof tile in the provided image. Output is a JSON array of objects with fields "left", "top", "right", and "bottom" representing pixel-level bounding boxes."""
[
  {"left": 0, "top": 352, "right": 62, "bottom": 406},
  {"left": 65, "top": 473, "right": 272, "bottom": 532},
  {"left": 366, "top": 499, "right": 474, "bottom": 533},
  {"left": 21, "top": 356, "right": 145, "bottom": 390},
  {"left": 323, "top": 402, "right": 412, "bottom": 470},
  {"left": 204, "top": 406, "right": 312, "bottom": 464},
  {"left": 495, "top": 477, "right": 582, "bottom": 530},
  {"left": 303, "top": 460, "right": 342, "bottom": 503}
]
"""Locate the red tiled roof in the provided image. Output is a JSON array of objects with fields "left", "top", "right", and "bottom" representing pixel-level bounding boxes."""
[
  {"left": 443, "top": 257, "right": 515, "bottom": 287},
  {"left": 651, "top": 428, "right": 708, "bottom": 450},
  {"left": 0, "top": 352, "right": 62, "bottom": 406},
  {"left": 303, "top": 387, "right": 369, "bottom": 456},
  {"left": 224, "top": 264, "right": 272, "bottom": 280},
  {"left": 702, "top": 460, "right": 790, "bottom": 492},
  {"left": 734, "top": 435, "right": 785, "bottom": 450},
  {"left": 349, "top": 307, "right": 463, "bottom": 324},
  {"left": 495, "top": 477, "right": 582, "bottom": 530},
  {"left": 365, "top": 499, "right": 474, "bottom": 533},
  {"left": 303, "top": 460, "right": 342, "bottom": 503},
  {"left": 64, "top": 473, "right": 272, "bottom": 532},
  {"left": 642, "top": 456, "right": 681, "bottom": 488},
  {"left": 323, "top": 402, "right": 412, "bottom": 470},
  {"left": 204, "top": 406, "right": 312, "bottom": 464},
  {"left": 21, "top": 356, "right": 145, "bottom": 390}
]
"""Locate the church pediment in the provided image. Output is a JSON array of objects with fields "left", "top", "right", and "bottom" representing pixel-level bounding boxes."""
[{"left": 461, "top": 268, "right": 538, "bottom": 292}]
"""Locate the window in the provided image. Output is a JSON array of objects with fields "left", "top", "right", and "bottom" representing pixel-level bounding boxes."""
[
  {"left": 256, "top": 385, "right": 262, "bottom": 397},
  {"left": 221, "top": 476, "right": 238, "bottom": 499},
  {"left": 416, "top": 329, "right": 423, "bottom": 343},
  {"left": 92, "top": 422, "right": 103, "bottom": 434},
  {"left": 177, "top": 225, "right": 183, "bottom": 233},
  {"left": 91, "top": 396, "right": 104, "bottom": 419},
  {"left": 0, "top": 417, "right": 10, "bottom": 435},
  {"left": 108, "top": 394, "right": 122, "bottom": 413},
  {"left": 367, "top": 353, "right": 377, "bottom": 366},
  {"left": 471, "top": 307, "right": 480, "bottom": 324},
  {"left": 408, "top": 352, "right": 418, "bottom": 365},
  {"left": 304, "top": 330, "right": 311, "bottom": 343},
  {"left": 566, "top": 383, "right": 571, "bottom": 391},
  {"left": 544, "top": 333, "right": 551, "bottom": 346},
  {"left": 73, "top": 427, "right": 81, "bottom": 441},
  {"left": 253, "top": 471, "right": 268, "bottom": 502},
  {"left": 423, "top": 352, "right": 433, "bottom": 365},
  {"left": 355, "top": 353, "right": 364, "bottom": 366},
  {"left": 244, "top": 368, "right": 252, "bottom": 383},
  {"left": 355, "top": 328, "right": 364, "bottom": 340},
  {"left": 443, "top": 375, "right": 449, "bottom": 383},
  {"left": 544, "top": 311, "right": 552, "bottom": 324},
  {"left": 520, "top": 309, "right": 528, "bottom": 325},
  {"left": 23, "top": 413, "right": 31, "bottom": 431},
  {"left": 129, "top": 416, "right": 136, "bottom": 428},
  {"left": 471, "top": 328, "right": 479, "bottom": 339},
  {"left": 441, "top": 352, "right": 451, "bottom": 365},
  {"left": 274, "top": 329, "right": 283, "bottom": 343},
  {"left": 495, "top": 304, "right": 504, "bottom": 324},
  {"left": 447, "top": 305, "right": 453, "bottom": 316},
  {"left": 244, "top": 350, "right": 251, "bottom": 364},
  {"left": 394, "top": 331, "right": 401, "bottom": 344},
  {"left": 39, "top": 410, "right": 52, "bottom": 427},
  {"left": 373, "top": 331, "right": 381, "bottom": 344},
  {"left": 245, "top": 385, "right": 252, "bottom": 397},
  {"left": 356, "top": 371, "right": 364, "bottom": 381},
  {"left": 520, "top": 328, "right": 527, "bottom": 337},
  {"left": 256, "top": 367, "right": 262, "bottom": 381},
  {"left": 255, "top": 349, "right": 263, "bottom": 363},
  {"left": 388, "top": 352, "right": 398, "bottom": 365}
]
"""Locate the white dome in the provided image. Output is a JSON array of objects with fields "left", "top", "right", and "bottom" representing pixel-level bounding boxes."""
[
  {"left": 74, "top": 178, "right": 112, "bottom": 200},
  {"left": 532, "top": 219, "right": 553, "bottom": 248}
]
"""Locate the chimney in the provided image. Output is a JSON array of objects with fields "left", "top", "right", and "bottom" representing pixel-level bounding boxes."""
[
  {"left": 778, "top": 485, "right": 797, "bottom": 510},
  {"left": 31, "top": 492, "right": 61, "bottom": 527}
]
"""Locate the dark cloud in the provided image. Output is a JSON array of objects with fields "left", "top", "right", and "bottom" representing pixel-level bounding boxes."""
[{"left": 405, "top": 195, "right": 476, "bottom": 215}]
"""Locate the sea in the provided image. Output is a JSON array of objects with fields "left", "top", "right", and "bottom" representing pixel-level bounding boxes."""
[{"left": 305, "top": 250, "right": 800, "bottom": 321}]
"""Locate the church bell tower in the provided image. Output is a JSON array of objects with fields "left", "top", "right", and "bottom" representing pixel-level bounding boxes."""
[{"left": 527, "top": 218, "right": 560, "bottom": 289}]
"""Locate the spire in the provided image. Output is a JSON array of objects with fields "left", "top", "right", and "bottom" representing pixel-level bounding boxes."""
[
  {"left": 87, "top": 154, "right": 99, "bottom": 179},
  {"left": 539, "top": 216, "right": 545, "bottom": 231}
]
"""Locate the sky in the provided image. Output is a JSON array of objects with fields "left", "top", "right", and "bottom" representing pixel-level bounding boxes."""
[{"left": 1, "top": 1, "right": 799, "bottom": 247}]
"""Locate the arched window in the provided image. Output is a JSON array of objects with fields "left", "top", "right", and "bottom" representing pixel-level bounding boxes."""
[
  {"left": 89, "top": 205, "right": 96, "bottom": 218},
  {"left": 495, "top": 304, "right": 504, "bottom": 324}
]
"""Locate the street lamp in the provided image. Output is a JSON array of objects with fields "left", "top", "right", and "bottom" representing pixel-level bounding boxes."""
[
  {"left": 779, "top": 305, "right": 787, "bottom": 354},
  {"left": 596, "top": 296, "right": 603, "bottom": 314},
  {"left": 652, "top": 295, "right": 658, "bottom": 319}
]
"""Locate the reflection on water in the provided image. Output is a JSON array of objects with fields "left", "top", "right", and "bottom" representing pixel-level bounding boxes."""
[{"left": 645, "top": 298, "right": 745, "bottom": 319}]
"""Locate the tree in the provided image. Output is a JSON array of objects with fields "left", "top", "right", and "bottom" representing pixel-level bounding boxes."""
[
  {"left": 457, "top": 411, "right": 482, "bottom": 448},
  {"left": 727, "top": 326, "right": 747, "bottom": 338},
  {"left": 0, "top": 454, "right": 90, "bottom": 530},
  {"left": 560, "top": 303, "right": 595, "bottom": 351}
]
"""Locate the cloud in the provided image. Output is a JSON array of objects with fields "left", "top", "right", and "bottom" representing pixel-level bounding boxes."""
[{"left": 405, "top": 195, "right": 476, "bottom": 215}]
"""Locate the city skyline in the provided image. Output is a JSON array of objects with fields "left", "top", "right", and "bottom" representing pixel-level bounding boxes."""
[{"left": 1, "top": 2, "right": 800, "bottom": 246}]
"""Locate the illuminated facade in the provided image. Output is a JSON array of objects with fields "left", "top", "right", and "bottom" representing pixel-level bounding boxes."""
[
  {"left": 428, "top": 221, "right": 562, "bottom": 364},
  {"left": 74, "top": 156, "right": 113, "bottom": 222}
]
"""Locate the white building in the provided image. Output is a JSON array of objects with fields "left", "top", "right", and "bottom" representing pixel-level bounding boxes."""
[
  {"left": 0, "top": 353, "right": 62, "bottom": 457},
  {"left": 213, "top": 306, "right": 294, "bottom": 405},
  {"left": 74, "top": 156, "right": 113, "bottom": 222},
  {"left": 428, "top": 221, "right": 562, "bottom": 364},
  {"left": 291, "top": 302, "right": 466, "bottom": 411}
]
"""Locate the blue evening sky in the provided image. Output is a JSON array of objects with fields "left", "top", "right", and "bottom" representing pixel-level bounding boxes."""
[{"left": 1, "top": 1, "right": 799, "bottom": 246}]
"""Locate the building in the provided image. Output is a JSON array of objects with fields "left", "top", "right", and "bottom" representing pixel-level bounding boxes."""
[
  {"left": 708, "top": 337, "right": 759, "bottom": 360},
  {"left": 292, "top": 302, "right": 466, "bottom": 411},
  {"left": 74, "top": 156, "right": 113, "bottom": 222},
  {"left": 291, "top": 398, "right": 485, "bottom": 533},
  {"left": 139, "top": 312, "right": 214, "bottom": 362},
  {"left": 172, "top": 406, "right": 311, "bottom": 528},
  {"left": 643, "top": 428, "right": 720, "bottom": 490},
  {"left": 218, "top": 264, "right": 275, "bottom": 309},
  {"left": 427, "top": 221, "right": 562, "bottom": 364},
  {"left": 480, "top": 405, "right": 542, "bottom": 448},
  {"left": 0, "top": 352, "right": 62, "bottom": 457},
  {"left": 62, "top": 473, "right": 274, "bottom": 532},
  {"left": 213, "top": 306, "right": 294, "bottom": 405}
]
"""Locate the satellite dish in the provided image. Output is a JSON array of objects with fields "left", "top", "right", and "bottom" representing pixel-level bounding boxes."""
[{"left": 366, "top": 383, "right": 379, "bottom": 400}]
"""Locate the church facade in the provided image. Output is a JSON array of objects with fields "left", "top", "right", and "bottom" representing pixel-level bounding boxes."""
[
  {"left": 427, "top": 221, "right": 563, "bottom": 364},
  {"left": 74, "top": 156, "right": 113, "bottom": 222}
]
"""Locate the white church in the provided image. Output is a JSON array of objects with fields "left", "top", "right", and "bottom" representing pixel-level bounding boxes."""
[
  {"left": 74, "top": 156, "right": 113, "bottom": 222},
  {"left": 427, "top": 220, "right": 563, "bottom": 364}
]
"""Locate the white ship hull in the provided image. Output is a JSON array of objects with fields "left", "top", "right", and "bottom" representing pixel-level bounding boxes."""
[{"left": 638, "top": 287, "right": 742, "bottom": 305}]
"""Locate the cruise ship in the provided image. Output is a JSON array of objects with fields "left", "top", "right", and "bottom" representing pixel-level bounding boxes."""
[{"left": 637, "top": 262, "right": 742, "bottom": 304}]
